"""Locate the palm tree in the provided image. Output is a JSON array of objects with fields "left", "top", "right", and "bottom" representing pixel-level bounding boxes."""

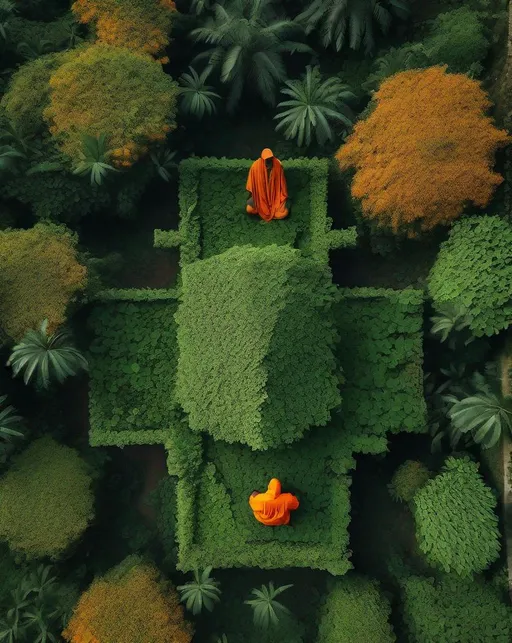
[
  {"left": 73, "top": 133, "right": 118, "bottom": 186},
  {"left": 444, "top": 372, "right": 512, "bottom": 449},
  {"left": 177, "top": 567, "right": 221, "bottom": 615},
  {"left": 297, "top": 0, "right": 410, "bottom": 53},
  {"left": 431, "top": 302, "right": 472, "bottom": 345},
  {"left": 275, "top": 66, "right": 355, "bottom": 147},
  {"left": 0, "top": 395, "right": 25, "bottom": 463},
  {"left": 191, "top": 0, "right": 312, "bottom": 111},
  {"left": 150, "top": 148, "right": 177, "bottom": 182},
  {"left": 245, "top": 582, "right": 293, "bottom": 629},
  {"left": 179, "top": 66, "right": 221, "bottom": 118},
  {"left": 7, "top": 319, "right": 88, "bottom": 389}
]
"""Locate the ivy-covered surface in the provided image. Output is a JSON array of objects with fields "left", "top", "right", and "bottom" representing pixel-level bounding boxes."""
[
  {"left": 155, "top": 157, "right": 356, "bottom": 266},
  {"left": 87, "top": 296, "right": 181, "bottom": 446},
  {"left": 336, "top": 288, "right": 426, "bottom": 440},
  {"left": 176, "top": 245, "right": 341, "bottom": 450}
]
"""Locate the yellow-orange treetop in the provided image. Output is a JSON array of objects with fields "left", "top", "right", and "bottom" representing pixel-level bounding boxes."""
[
  {"left": 62, "top": 558, "right": 193, "bottom": 643},
  {"left": 336, "top": 66, "right": 510, "bottom": 235}
]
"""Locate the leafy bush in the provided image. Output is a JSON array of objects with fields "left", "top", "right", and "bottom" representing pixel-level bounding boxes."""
[
  {"left": 428, "top": 216, "right": 512, "bottom": 337},
  {"left": 0, "top": 223, "right": 86, "bottom": 340},
  {"left": 317, "top": 575, "right": 395, "bottom": 643},
  {"left": 424, "top": 7, "right": 489, "bottom": 74},
  {"left": 388, "top": 461, "right": 431, "bottom": 503},
  {"left": 63, "top": 555, "right": 193, "bottom": 643},
  {"left": 176, "top": 244, "right": 341, "bottom": 450},
  {"left": 335, "top": 288, "right": 426, "bottom": 440},
  {"left": 401, "top": 573, "right": 512, "bottom": 642},
  {"left": 412, "top": 456, "right": 500, "bottom": 576},
  {"left": 0, "top": 437, "right": 94, "bottom": 559},
  {"left": 336, "top": 67, "right": 509, "bottom": 236},
  {"left": 43, "top": 43, "right": 178, "bottom": 166},
  {"left": 88, "top": 297, "right": 182, "bottom": 446},
  {"left": 72, "top": 0, "right": 176, "bottom": 59}
]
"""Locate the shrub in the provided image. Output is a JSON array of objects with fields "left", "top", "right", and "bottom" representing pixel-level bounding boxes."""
[
  {"left": 335, "top": 288, "right": 426, "bottom": 440},
  {"left": 401, "top": 573, "right": 512, "bottom": 642},
  {"left": 0, "top": 437, "right": 94, "bottom": 559},
  {"left": 0, "top": 223, "right": 86, "bottom": 340},
  {"left": 424, "top": 7, "right": 489, "bottom": 74},
  {"left": 388, "top": 461, "right": 431, "bottom": 503},
  {"left": 62, "top": 555, "right": 193, "bottom": 643},
  {"left": 175, "top": 244, "right": 341, "bottom": 450},
  {"left": 317, "top": 575, "right": 395, "bottom": 643},
  {"left": 412, "top": 456, "right": 500, "bottom": 576},
  {"left": 336, "top": 67, "right": 509, "bottom": 236},
  {"left": 44, "top": 43, "right": 178, "bottom": 166},
  {"left": 428, "top": 216, "right": 512, "bottom": 337}
]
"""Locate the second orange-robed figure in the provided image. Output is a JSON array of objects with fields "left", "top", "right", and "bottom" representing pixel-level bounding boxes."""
[
  {"left": 246, "top": 148, "right": 290, "bottom": 221},
  {"left": 249, "top": 478, "right": 299, "bottom": 526}
]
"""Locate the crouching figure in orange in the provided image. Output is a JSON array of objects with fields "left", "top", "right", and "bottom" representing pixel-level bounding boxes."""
[
  {"left": 249, "top": 478, "right": 299, "bottom": 526},
  {"left": 246, "top": 148, "right": 290, "bottom": 221}
]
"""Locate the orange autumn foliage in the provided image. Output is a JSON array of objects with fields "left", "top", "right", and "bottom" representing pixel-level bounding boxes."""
[
  {"left": 72, "top": 0, "right": 176, "bottom": 59},
  {"left": 62, "top": 558, "right": 193, "bottom": 643},
  {"left": 336, "top": 66, "right": 510, "bottom": 235}
]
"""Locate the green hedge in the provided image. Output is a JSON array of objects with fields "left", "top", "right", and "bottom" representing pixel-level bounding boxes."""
[
  {"left": 176, "top": 245, "right": 341, "bottom": 450},
  {"left": 176, "top": 424, "right": 361, "bottom": 575},
  {"left": 412, "top": 456, "right": 500, "bottom": 576},
  {"left": 400, "top": 573, "right": 512, "bottom": 642},
  {"left": 317, "top": 575, "right": 396, "bottom": 643},
  {"left": 155, "top": 156, "right": 356, "bottom": 266},
  {"left": 336, "top": 288, "right": 426, "bottom": 440},
  {"left": 428, "top": 216, "right": 512, "bottom": 336}
]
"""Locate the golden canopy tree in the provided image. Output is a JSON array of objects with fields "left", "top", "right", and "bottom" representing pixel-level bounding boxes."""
[
  {"left": 336, "top": 66, "right": 509, "bottom": 235},
  {"left": 43, "top": 44, "right": 178, "bottom": 167},
  {"left": 62, "top": 557, "right": 193, "bottom": 643},
  {"left": 0, "top": 224, "right": 86, "bottom": 341},
  {"left": 72, "top": 0, "right": 176, "bottom": 61}
]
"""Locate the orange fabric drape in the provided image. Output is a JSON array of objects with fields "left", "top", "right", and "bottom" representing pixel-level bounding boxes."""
[
  {"left": 246, "top": 154, "right": 288, "bottom": 221},
  {"left": 249, "top": 478, "right": 299, "bottom": 526}
]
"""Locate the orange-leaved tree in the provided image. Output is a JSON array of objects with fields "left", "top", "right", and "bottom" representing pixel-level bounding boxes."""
[
  {"left": 62, "top": 556, "right": 193, "bottom": 643},
  {"left": 336, "top": 66, "right": 509, "bottom": 236},
  {"left": 43, "top": 44, "right": 178, "bottom": 167},
  {"left": 72, "top": 0, "right": 177, "bottom": 61}
]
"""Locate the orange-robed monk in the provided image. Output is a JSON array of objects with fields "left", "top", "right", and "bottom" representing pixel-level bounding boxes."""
[
  {"left": 246, "top": 148, "right": 289, "bottom": 221},
  {"left": 249, "top": 478, "right": 299, "bottom": 526}
]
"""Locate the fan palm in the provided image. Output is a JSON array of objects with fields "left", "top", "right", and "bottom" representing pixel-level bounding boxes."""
[
  {"left": 297, "top": 0, "right": 410, "bottom": 53},
  {"left": 177, "top": 567, "right": 221, "bottom": 615},
  {"left": 275, "top": 66, "right": 355, "bottom": 147},
  {"left": 73, "top": 133, "right": 118, "bottom": 186},
  {"left": 150, "top": 148, "right": 177, "bottom": 182},
  {"left": 179, "top": 66, "right": 221, "bottom": 118},
  {"left": 444, "top": 372, "right": 512, "bottom": 449},
  {"left": 0, "top": 395, "right": 25, "bottom": 463},
  {"left": 7, "top": 319, "right": 88, "bottom": 389},
  {"left": 191, "top": 0, "right": 312, "bottom": 111},
  {"left": 431, "top": 302, "right": 472, "bottom": 344},
  {"left": 245, "top": 582, "right": 293, "bottom": 629}
]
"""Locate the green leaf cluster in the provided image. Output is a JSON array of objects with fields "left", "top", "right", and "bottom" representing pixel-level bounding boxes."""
[
  {"left": 428, "top": 216, "right": 512, "bottom": 337},
  {"left": 335, "top": 288, "right": 426, "bottom": 439},
  {"left": 176, "top": 244, "right": 341, "bottom": 450},
  {"left": 177, "top": 567, "right": 221, "bottom": 615},
  {"left": 0, "top": 437, "right": 94, "bottom": 559},
  {"left": 401, "top": 573, "right": 512, "bottom": 642},
  {"left": 388, "top": 460, "right": 431, "bottom": 503},
  {"left": 317, "top": 575, "right": 395, "bottom": 643},
  {"left": 412, "top": 456, "right": 500, "bottom": 576}
]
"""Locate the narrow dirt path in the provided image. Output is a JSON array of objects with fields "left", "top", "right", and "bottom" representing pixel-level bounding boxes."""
[{"left": 124, "top": 445, "right": 168, "bottom": 522}]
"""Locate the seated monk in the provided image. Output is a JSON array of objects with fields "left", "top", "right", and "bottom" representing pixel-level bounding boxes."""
[
  {"left": 249, "top": 478, "right": 299, "bottom": 526},
  {"left": 246, "top": 148, "right": 290, "bottom": 221}
]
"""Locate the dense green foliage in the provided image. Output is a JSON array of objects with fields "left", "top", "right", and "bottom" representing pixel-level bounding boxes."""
[
  {"left": 176, "top": 244, "right": 341, "bottom": 450},
  {"left": 317, "top": 575, "right": 395, "bottom": 642},
  {"left": 388, "top": 460, "right": 431, "bottom": 503},
  {"left": 0, "top": 437, "right": 94, "bottom": 559},
  {"left": 88, "top": 297, "right": 181, "bottom": 446},
  {"left": 428, "top": 216, "right": 512, "bottom": 336},
  {"left": 336, "top": 288, "right": 426, "bottom": 440},
  {"left": 412, "top": 456, "right": 500, "bottom": 576},
  {"left": 401, "top": 573, "right": 512, "bottom": 642}
]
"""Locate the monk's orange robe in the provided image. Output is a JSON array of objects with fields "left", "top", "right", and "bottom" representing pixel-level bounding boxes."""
[
  {"left": 249, "top": 478, "right": 299, "bottom": 526},
  {"left": 246, "top": 152, "right": 289, "bottom": 221}
]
